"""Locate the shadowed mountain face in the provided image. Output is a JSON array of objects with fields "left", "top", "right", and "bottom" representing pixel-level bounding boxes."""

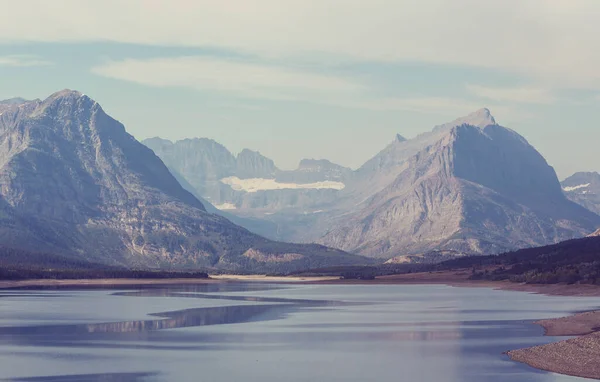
[
  {"left": 561, "top": 172, "right": 600, "bottom": 215},
  {"left": 0, "top": 90, "right": 366, "bottom": 272}
]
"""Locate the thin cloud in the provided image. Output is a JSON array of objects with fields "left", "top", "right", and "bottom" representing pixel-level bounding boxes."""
[
  {"left": 92, "top": 56, "right": 517, "bottom": 119},
  {"left": 92, "top": 56, "right": 364, "bottom": 103},
  {"left": 0, "top": 55, "right": 52, "bottom": 67},
  {"left": 466, "top": 84, "right": 556, "bottom": 104}
]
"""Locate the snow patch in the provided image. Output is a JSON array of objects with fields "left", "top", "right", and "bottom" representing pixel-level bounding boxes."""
[
  {"left": 221, "top": 177, "right": 345, "bottom": 193},
  {"left": 214, "top": 203, "right": 237, "bottom": 210},
  {"left": 563, "top": 183, "right": 590, "bottom": 192}
]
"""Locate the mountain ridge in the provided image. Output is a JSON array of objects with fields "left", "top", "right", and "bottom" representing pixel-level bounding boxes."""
[{"left": 0, "top": 90, "right": 368, "bottom": 272}]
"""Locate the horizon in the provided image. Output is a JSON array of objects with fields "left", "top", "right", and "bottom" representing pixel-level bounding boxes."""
[{"left": 2, "top": 1, "right": 600, "bottom": 177}]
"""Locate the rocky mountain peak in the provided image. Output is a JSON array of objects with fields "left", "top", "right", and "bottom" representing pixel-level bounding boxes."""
[
  {"left": 435, "top": 108, "right": 497, "bottom": 132},
  {"left": 395, "top": 134, "right": 407, "bottom": 142},
  {"left": 28, "top": 89, "right": 101, "bottom": 122},
  {"left": 236, "top": 149, "right": 277, "bottom": 178},
  {"left": 47, "top": 89, "right": 84, "bottom": 99},
  {"left": 298, "top": 158, "right": 337, "bottom": 169},
  {"left": 461, "top": 108, "right": 496, "bottom": 128},
  {"left": 0, "top": 90, "right": 366, "bottom": 272},
  {"left": 0, "top": 97, "right": 31, "bottom": 106}
]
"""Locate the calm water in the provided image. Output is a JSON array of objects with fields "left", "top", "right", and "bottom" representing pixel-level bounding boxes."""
[{"left": 0, "top": 283, "right": 598, "bottom": 382}]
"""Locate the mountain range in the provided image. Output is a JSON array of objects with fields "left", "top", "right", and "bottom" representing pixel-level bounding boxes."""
[
  {"left": 0, "top": 91, "right": 366, "bottom": 272},
  {"left": 561, "top": 172, "right": 600, "bottom": 215},
  {"left": 146, "top": 108, "right": 600, "bottom": 261},
  {"left": 2, "top": 90, "right": 598, "bottom": 270}
]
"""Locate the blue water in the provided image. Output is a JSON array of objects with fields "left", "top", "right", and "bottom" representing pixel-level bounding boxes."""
[{"left": 0, "top": 283, "right": 598, "bottom": 381}]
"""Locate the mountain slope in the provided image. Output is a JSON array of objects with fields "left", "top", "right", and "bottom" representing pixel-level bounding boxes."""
[
  {"left": 561, "top": 172, "right": 600, "bottom": 215},
  {"left": 318, "top": 109, "right": 600, "bottom": 259},
  {"left": 0, "top": 90, "right": 367, "bottom": 272},
  {"left": 439, "top": 235, "right": 600, "bottom": 285}
]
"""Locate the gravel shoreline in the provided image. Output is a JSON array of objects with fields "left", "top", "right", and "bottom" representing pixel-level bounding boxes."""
[{"left": 507, "top": 311, "right": 600, "bottom": 380}]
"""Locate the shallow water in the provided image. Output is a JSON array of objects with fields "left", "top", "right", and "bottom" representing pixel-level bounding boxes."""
[{"left": 0, "top": 283, "right": 598, "bottom": 382}]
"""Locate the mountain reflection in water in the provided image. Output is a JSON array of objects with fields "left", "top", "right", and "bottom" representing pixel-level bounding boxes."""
[
  {"left": 0, "top": 285, "right": 353, "bottom": 336},
  {"left": 6, "top": 372, "right": 157, "bottom": 382}
]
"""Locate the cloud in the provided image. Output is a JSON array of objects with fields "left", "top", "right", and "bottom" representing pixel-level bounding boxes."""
[
  {"left": 0, "top": 55, "right": 52, "bottom": 67},
  {"left": 1, "top": 1, "right": 600, "bottom": 89},
  {"left": 92, "top": 56, "right": 364, "bottom": 103},
  {"left": 92, "top": 56, "right": 516, "bottom": 118},
  {"left": 466, "top": 84, "right": 555, "bottom": 104}
]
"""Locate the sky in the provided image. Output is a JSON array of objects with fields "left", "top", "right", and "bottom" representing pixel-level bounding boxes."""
[{"left": 0, "top": 0, "right": 599, "bottom": 178}]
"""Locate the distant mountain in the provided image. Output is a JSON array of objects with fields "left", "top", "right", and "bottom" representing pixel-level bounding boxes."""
[
  {"left": 0, "top": 97, "right": 34, "bottom": 107},
  {"left": 318, "top": 109, "right": 600, "bottom": 259},
  {"left": 277, "top": 159, "right": 353, "bottom": 183},
  {"left": 561, "top": 172, "right": 600, "bottom": 215},
  {"left": 0, "top": 90, "right": 367, "bottom": 272},
  {"left": 143, "top": 137, "right": 350, "bottom": 238},
  {"left": 235, "top": 149, "right": 277, "bottom": 179}
]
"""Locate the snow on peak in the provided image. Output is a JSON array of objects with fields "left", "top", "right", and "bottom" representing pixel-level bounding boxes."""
[{"left": 214, "top": 202, "right": 237, "bottom": 210}]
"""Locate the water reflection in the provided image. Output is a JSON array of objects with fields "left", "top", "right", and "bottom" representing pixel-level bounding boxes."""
[
  {"left": 5, "top": 372, "right": 158, "bottom": 381},
  {"left": 0, "top": 304, "right": 283, "bottom": 336},
  {"left": 0, "top": 288, "right": 354, "bottom": 338},
  {"left": 0, "top": 284, "right": 595, "bottom": 382}
]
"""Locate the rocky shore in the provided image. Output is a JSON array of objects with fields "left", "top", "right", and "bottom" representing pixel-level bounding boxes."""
[{"left": 508, "top": 311, "right": 600, "bottom": 380}]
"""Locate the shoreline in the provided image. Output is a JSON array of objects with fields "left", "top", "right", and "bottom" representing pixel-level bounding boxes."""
[
  {"left": 507, "top": 311, "right": 600, "bottom": 380},
  {"left": 2, "top": 270, "right": 600, "bottom": 297},
  {"left": 307, "top": 270, "right": 600, "bottom": 297},
  {"left": 0, "top": 274, "right": 339, "bottom": 290}
]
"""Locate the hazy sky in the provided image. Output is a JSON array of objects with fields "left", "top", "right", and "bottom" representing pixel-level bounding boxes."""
[{"left": 0, "top": 0, "right": 599, "bottom": 178}]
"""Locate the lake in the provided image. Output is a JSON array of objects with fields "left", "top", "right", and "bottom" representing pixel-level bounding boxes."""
[{"left": 0, "top": 283, "right": 598, "bottom": 382}]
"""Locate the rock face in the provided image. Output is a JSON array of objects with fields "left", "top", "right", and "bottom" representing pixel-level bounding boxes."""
[
  {"left": 235, "top": 149, "right": 277, "bottom": 179},
  {"left": 0, "top": 90, "right": 366, "bottom": 272},
  {"left": 143, "top": 138, "right": 351, "bottom": 238},
  {"left": 561, "top": 172, "right": 600, "bottom": 216},
  {"left": 317, "top": 109, "right": 600, "bottom": 258}
]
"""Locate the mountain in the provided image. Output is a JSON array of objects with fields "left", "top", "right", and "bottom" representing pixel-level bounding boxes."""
[
  {"left": 0, "top": 97, "right": 34, "bottom": 107},
  {"left": 561, "top": 172, "right": 600, "bottom": 215},
  {"left": 277, "top": 159, "right": 353, "bottom": 183},
  {"left": 143, "top": 138, "right": 350, "bottom": 238},
  {"left": 318, "top": 109, "right": 600, "bottom": 259},
  {"left": 235, "top": 149, "right": 277, "bottom": 179},
  {"left": 0, "top": 90, "right": 367, "bottom": 272}
]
